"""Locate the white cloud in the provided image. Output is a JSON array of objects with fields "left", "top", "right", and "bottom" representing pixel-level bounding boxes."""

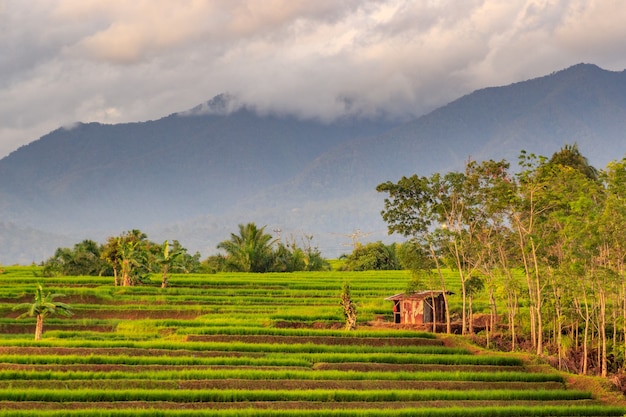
[{"left": 1, "top": 0, "right": 626, "bottom": 157}]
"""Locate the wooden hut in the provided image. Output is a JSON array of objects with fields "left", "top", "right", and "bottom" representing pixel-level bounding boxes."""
[{"left": 385, "top": 291, "right": 448, "bottom": 325}]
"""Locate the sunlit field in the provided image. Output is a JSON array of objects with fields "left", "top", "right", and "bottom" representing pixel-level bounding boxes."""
[{"left": 0, "top": 266, "right": 622, "bottom": 416}]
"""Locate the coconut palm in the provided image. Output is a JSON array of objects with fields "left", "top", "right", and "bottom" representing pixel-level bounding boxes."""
[
  {"left": 13, "top": 285, "right": 72, "bottom": 340},
  {"left": 217, "top": 223, "right": 276, "bottom": 272}
]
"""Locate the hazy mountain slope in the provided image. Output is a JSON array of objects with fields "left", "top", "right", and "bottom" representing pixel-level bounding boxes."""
[
  {"left": 275, "top": 63, "right": 626, "bottom": 201},
  {"left": 0, "top": 96, "right": 394, "bottom": 234},
  {"left": 2, "top": 63, "right": 626, "bottom": 263},
  {"left": 220, "top": 64, "right": 626, "bottom": 256}
]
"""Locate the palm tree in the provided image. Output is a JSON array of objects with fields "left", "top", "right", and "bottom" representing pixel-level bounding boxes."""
[
  {"left": 13, "top": 285, "right": 72, "bottom": 340},
  {"left": 217, "top": 223, "right": 276, "bottom": 272},
  {"left": 548, "top": 143, "right": 598, "bottom": 180}
]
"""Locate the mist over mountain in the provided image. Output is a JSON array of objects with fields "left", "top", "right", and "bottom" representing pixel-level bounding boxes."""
[{"left": 2, "top": 63, "right": 626, "bottom": 264}]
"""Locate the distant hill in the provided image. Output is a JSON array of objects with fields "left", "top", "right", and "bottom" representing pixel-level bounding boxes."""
[
  {"left": 2, "top": 64, "right": 626, "bottom": 264},
  {"left": 0, "top": 94, "right": 394, "bottom": 247}
]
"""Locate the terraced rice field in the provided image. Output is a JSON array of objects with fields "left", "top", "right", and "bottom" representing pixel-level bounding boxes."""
[{"left": 0, "top": 267, "right": 623, "bottom": 416}]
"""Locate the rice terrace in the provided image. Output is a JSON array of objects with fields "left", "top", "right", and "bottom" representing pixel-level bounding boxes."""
[{"left": 0, "top": 266, "right": 623, "bottom": 416}]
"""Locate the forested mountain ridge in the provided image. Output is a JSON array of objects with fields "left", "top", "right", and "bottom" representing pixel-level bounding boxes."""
[
  {"left": 0, "top": 95, "right": 395, "bottom": 231},
  {"left": 2, "top": 63, "right": 626, "bottom": 264}
]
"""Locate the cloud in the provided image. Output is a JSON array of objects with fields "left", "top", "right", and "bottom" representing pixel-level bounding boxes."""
[{"left": 1, "top": 0, "right": 626, "bottom": 157}]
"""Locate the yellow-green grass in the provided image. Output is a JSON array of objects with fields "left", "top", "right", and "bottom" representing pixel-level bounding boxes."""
[{"left": 0, "top": 266, "right": 623, "bottom": 416}]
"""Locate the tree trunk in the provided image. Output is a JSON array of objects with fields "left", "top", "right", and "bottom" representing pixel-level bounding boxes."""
[
  {"left": 514, "top": 216, "right": 537, "bottom": 349},
  {"left": 430, "top": 290, "right": 437, "bottom": 333},
  {"left": 122, "top": 260, "right": 132, "bottom": 287},
  {"left": 468, "top": 295, "right": 474, "bottom": 335},
  {"left": 582, "top": 298, "right": 590, "bottom": 375},
  {"left": 552, "top": 281, "right": 563, "bottom": 370},
  {"left": 429, "top": 242, "right": 451, "bottom": 334},
  {"left": 510, "top": 291, "right": 518, "bottom": 351},
  {"left": 600, "top": 288, "right": 608, "bottom": 377},
  {"left": 35, "top": 314, "right": 44, "bottom": 341},
  {"left": 450, "top": 239, "right": 468, "bottom": 335},
  {"left": 620, "top": 273, "right": 626, "bottom": 358},
  {"left": 489, "top": 287, "right": 497, "bottom": 342},
  {"left": 530, "top": 239, "right": 543, "bottom": 356},
  {"left": 161, "top": 270, "right": 169, "bottom": 289}
]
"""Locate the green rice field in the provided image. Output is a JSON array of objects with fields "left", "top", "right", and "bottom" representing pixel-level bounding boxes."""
[{"left": 0, "top": 266, "right": 623, "bottom": 416}]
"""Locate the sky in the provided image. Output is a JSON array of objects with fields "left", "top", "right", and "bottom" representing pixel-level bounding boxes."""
[{"left": 1, "top": 0, "right": 626, "bottom": 158}]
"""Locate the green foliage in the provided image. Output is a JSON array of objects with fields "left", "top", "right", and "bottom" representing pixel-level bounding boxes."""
[
  {"left": 41, "top": 240, "right": 109, "bottom": 277},
  {"left": 377, "top": 145, "right": 626, "bottom": 373},
  {"left": 41, "top": 231, "right": 200, "bottom": 286},
  {"left": 548, "top": 143, "right": 599, "bottom": 181},
  {"left": 12, "top": 284, "right": 72, "bottom": 340},
  {"left": 217, "top": 223, "right": 276, "bottom": 272},
  {"left": 213, "top": 223, "right": 329, "bottom": 273},
  {"left": 396, "top": 240, "right": 433, "bottom": 271},
  {"left": 339, "top": 241, "right": 400, "bottom": 271}
]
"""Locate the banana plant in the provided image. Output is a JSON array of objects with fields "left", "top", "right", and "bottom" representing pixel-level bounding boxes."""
[{"left": 13, "top": 284, "right": 72, "bottom": 340}]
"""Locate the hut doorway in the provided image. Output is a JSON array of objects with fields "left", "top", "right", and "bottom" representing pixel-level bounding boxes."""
[
  {"left": 393, "top": 300, "right": 401, "bottom": 324},
  {"left": 423, "top": 297, "right": 434, "bottom": 323}
]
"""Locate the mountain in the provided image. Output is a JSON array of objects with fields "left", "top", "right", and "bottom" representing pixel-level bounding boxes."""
[
  {"left": 0, "top": 94, "right": 394, "bottom": 232},
  {"left": 2, "top": 64, "right": 626, "bottom": 264}
]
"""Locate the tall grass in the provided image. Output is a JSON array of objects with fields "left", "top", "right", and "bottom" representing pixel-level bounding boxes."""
[
  {"left": 179, "top": 326, "right": 436, "bottom": 338},
  {"left": 0, "top": 388, "right": 594, "bottom": 402},
  {"left": 0, "top": 354, "right": 309, "bottom": 367},
  {"left": 0, "top": 406, "right": 624, "bottom": 417},
  {"left": 0, "top": 369, "right": 564, "bottom": 383}
]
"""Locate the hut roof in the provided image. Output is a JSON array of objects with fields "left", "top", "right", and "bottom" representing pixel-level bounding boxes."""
[{"left": 385, "top": 291, "right": 451, "bottom": 301}]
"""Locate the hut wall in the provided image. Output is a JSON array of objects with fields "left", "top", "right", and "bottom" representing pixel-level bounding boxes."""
[
  {"left": 402, "top": 299, "right": 424, "bottom": 324},
  {"left": 389, "top": 292, "right": 449, "bottom": 326}
]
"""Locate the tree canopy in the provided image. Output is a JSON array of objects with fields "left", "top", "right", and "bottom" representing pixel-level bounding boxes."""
[
  {"left": 377, "top": 144, "right": 624, "bottom": 376},
  {"left": 214, "top": 223, "right": 329, "bottom": 273},
  {"left": 42, "top": 231, "right": 201, "bottom": 285}
]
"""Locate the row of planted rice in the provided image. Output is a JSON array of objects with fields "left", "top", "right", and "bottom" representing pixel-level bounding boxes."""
[{"left": 0, "top": 267, "right": 623, "bottom": 416}]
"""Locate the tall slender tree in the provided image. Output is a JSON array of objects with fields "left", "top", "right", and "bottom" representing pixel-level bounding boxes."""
[{"left": 377, "top": 174, "right": 452, "bottom": 332}]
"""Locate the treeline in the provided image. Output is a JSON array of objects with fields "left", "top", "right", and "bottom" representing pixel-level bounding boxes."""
[
  {"left": 41, "top": 230, "right": 201, "bottom": 288},
  {"left": 377, "top": 144, "right": 626, "bottom": 376},
  {"left": 41, "top": 224, "right": 330, "bottom": 284},
  {"left": 205, "top": 223, "right": 330, "bottom": 273}
]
